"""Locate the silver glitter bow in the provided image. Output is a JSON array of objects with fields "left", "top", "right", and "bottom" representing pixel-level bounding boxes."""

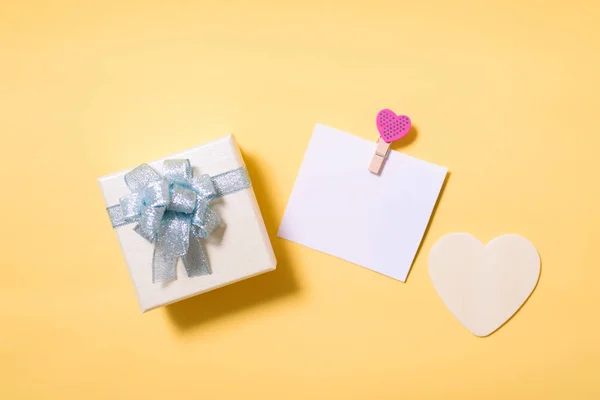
[{"left": 106, "top": 160, "right": 251, "bottom": 283}]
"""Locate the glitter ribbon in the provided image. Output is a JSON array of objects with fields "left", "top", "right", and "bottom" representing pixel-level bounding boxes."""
[{"left": 106, "top": 160, "right": 251, "bottom": 283}]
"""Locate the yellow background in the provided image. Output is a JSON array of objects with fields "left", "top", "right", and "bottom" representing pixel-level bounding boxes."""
[{"left": 1, "top": 0, "right": 599, "bottom": 398}]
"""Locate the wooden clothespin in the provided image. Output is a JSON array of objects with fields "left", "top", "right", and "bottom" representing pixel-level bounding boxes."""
[{"left": 369, "top": 109, "right": 411, "bottom": 175}]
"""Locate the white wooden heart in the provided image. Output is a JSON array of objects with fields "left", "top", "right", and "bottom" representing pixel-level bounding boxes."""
[{"left": 428, "top": 234, "right": 540, "bottom": 337}]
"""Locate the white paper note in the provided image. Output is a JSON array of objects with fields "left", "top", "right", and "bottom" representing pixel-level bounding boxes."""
[{"left": 278, "top": 124, "right": 447, "bottom": 282}]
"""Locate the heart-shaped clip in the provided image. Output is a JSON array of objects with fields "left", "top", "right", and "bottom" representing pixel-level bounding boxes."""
[{"left": 369, "top": 109, "right": 411, "bottom": 175}]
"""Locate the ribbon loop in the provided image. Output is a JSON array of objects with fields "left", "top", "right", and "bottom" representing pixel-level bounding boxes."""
[
  {"left": 163, "top": 159, "right": 192, "bottom": 185},
  {"left": 142, "top": 179, "right": 170, "bottom": 208},
  {"left": 192, "top": 201, "right": 220, "bottom": 239},
  {"left": 134, "top": 205, "right": 165, "bottom": 243},
  {"left": 168, "top": 183, "right": 197, "bottom": 214},
  {"left": 119, "top": 192, "right": 142, "bottom": 223},
  {"left": 191, "top": 199, "right": 209, "bottom": 227},
  {"left": 124, "top": 164, "right": 161, "bottom": 192},
  {"left": 191, "top": 174, "right": 217, "bottom": 201}
]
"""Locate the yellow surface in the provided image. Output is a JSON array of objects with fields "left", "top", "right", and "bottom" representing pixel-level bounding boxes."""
[{"left": 1, "top": 0, "right": 599, "bottom": 398}]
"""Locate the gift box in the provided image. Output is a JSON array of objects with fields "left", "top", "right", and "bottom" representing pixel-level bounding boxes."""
[{"left": 98, "top": 135, "right": 276, "bottom": 312}]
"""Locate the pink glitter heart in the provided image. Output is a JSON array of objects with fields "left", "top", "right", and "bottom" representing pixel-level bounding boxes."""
[{"left": 376, "top": 109, "right": 411, "bottom": 143}]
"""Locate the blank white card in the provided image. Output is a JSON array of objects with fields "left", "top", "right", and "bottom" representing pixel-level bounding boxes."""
[{"left": 278, "top": 124, "right": 447, "bottom": 281}]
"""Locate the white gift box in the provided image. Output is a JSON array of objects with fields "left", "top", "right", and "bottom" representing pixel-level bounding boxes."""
[{"left": 98, "top": 135, "right": 276, "bottom": 312}]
